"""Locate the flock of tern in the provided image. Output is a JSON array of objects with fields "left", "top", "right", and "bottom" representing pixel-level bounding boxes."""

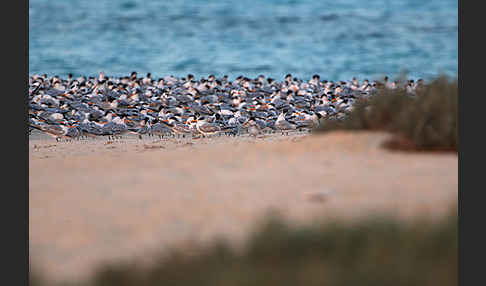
[{"left": 29, "top": 72, "right": 423, "bottom": 141}]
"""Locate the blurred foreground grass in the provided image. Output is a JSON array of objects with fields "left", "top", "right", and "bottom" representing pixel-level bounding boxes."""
[
  {"left": 31, "top": 206, "right": 457, "bottom": 286},
  {"left": 317, "top": 75, "right": 458, "bottom": 152}
]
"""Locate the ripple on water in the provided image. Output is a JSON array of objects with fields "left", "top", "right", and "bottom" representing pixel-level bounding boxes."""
[{"left": 29, "top": 0, "right": 457, "bottom": 81}]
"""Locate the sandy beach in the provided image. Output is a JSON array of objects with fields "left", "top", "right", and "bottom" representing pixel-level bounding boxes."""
[{"left": 29, "top": 131, "right": 457, "bottom": 283}]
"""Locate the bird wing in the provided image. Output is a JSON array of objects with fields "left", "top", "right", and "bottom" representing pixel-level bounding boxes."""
[
  {"left": 199, "top": 123, "right": 220, "bottom": 133},
  {"left": 276, "top": 120, "right": 295, "bottom": 130},
  {"left": 42, "top": 125, "right": 65, "bottom": 136},
  {"left": 173, "top": 124, "right": 191, "bottom": 133}
]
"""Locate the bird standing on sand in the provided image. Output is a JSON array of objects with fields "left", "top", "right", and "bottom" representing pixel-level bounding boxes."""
[
  {"left": 162, "top": 117, "right": 193, "bottom": 138},
  {"left": 242, "top": 117, "right": 262, "bottom": 137},
  {"left": 275, "top": 110, "right": 296, "bottom": 136},
  {"left": 150, "top": 118, "right": 173, "bottom": 139},
  {"left": 30, "top": 120, "right": 79, "bottom": 142},
  {"left": 196, "top": 116, "right": 231, "bottom": 138},
  {"left": 296, "top": 111, "right": 323, "bottom": 131}
]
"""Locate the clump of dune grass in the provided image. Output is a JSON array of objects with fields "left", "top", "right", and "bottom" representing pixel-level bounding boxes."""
[
  {"left": 31, "top": 206, "right": 457, "bottom": 286},
  {"left": 317, "top": 75, "right": 458, "bottom": 152}
]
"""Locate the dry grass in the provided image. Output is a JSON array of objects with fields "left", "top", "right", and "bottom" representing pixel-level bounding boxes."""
[
  {"left": 30, "top": 206, "right": 457, "bottom": 286},
  {"left": 317, "top": 75, "right": 458, "bottom": 152}
]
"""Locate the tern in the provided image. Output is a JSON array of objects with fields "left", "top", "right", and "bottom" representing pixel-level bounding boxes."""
[
  {"left": 275, "top": 110, "right": 297, "bottom": 135},
  {"left": 196, "top": 115, "right": 232, "bottom": 138},
  {"left": 242, "top": 117, "right": 262, "bottom": 137}
]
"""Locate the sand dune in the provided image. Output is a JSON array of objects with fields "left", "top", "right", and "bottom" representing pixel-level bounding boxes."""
[{"left": 29, "top": 131, "right": 457, "bottom": 283}]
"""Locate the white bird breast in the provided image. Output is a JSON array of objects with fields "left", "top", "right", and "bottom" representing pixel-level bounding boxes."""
[
  {"left": 49, "top": 113, "right": 64, "bottom": 120},
  {"left": 220, "top": 110, "right": 233, "bottom": 116}
]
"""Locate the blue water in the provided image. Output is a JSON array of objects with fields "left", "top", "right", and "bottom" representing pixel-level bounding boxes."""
[{"left": 29, "top": 0, "right": 457, "bottom": 81}]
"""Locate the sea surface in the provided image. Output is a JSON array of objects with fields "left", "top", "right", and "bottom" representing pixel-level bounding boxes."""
[{"left": 29, "top": 0, "right": 457, "bottom": 81}]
